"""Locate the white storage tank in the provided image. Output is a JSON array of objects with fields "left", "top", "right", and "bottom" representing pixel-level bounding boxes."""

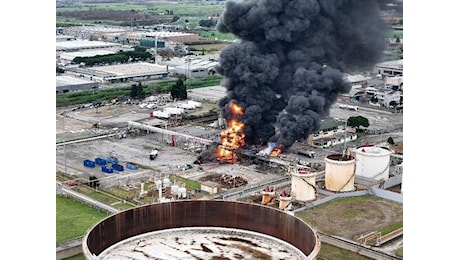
[
  {"left": 171, "top": 184, "right": 179, "bottom": 196},
  {"left": 325, "top": 154, "right": 356, "bottom": 192},
  {"left": 163, "top": 177, "right": 171, "bottom": 188},
  {"left": 290, "top": 167, "right": 317, "bottom": 202},
  {"left": 155, "top": 180, "right": 163, "bottom": 189},
  {"left": 178, "top": 187, "right": 187, "bottom": 199},
  {"left": 355, "top": 146, "right": 391, "bottom": 180}
]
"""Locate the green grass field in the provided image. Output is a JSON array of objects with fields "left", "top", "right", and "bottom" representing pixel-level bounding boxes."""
[
  {"left": 57, "top": 2, "right": 224, "bottom": 16},
  {"left": 56, "top": 195, "right": 109, "bottom": 244},
  {"left": 319, "top": 243, "right": 372, "bottom": 260}
]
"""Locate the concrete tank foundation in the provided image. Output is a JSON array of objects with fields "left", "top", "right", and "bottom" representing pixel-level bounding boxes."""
[
  {"left": 325, "top": 154, "right": 356, "bottom": 192},
  {"left": 82, "top": 200, "right": 320, "bottom": 259}
]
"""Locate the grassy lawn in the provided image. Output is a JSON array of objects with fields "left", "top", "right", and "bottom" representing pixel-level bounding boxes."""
[
  {"left": 318, "top": 243, "right": 372, "bottom": 260},
  {"left": 56, "top": 195, "right": 109, "bottom": 244},
  {"left": 199, "top": 31, "right": 235, "bottom": 41},
  {"left": 57, "top": 2, "right": 224, "bottom": 16},
  {"left": 295, "top": 195, "right": 403, "bottom": 239},
  {"left": 188, "top": 43, "right": 230, "bottom": 52},
  {"left": 74, "top": 185, "right": 120, "bottom": 205}
]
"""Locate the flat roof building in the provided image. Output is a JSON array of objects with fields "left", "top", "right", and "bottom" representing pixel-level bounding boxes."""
[
  {"left": 173, "top": 58, "right": 219, "bottom": 79},
  {"left": 56, "top": 75, "right": 99, "bottom": 94},
  {"left": 66, "top": 62, "right": 169, "bottom": 83},
  {"left": 56, "top": 39, "right": 122, "bottom": 52},
  {"left": 374, "top": 59, "right": 403, "bottom": 77}
]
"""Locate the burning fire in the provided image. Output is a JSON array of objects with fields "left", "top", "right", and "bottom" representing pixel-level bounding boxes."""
[
  {"left": 269, "top": 144, "right": 284, "bottom": 157},
  {"left": 217, "top": 102, "right": 246, "bottom": 163}
]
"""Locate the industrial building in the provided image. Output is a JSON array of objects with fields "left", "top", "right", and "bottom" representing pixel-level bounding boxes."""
[
  {"left": 56, "top": 39, "right": 122, "bottom": 52},
  {"left": 56, "top": 75, "right": 99, "bottom": 94},
  {"left": 172, "top": 58, "right": 219, "bottom": 79},
  {"left": 65, "top": 62, "right": 169, "bottom": 83},
  {"left": 122, "top": 31, "right": 200, "bottom": 45},
  {"left": 344, "top": 74, "right": 368, "bottom": 88},
  {"left": 374, "top": 59, "right": 403, "bottom": 77}
]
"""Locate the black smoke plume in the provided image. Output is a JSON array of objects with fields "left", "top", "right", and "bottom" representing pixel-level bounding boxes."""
[{"left": 215, "top": 0, "right": 385, "bottom": 150}]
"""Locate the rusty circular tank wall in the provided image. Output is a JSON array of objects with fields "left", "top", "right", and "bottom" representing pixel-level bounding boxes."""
[{"left": 82, "top": 200, "right": 320, "bottom": 259}]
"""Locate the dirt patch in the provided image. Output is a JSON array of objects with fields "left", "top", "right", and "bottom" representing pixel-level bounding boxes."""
[{"left": 295, "top": 195, "right": 403, "bottom": 240}]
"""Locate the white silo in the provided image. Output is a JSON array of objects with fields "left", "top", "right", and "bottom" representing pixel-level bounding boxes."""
[
  {"left": 178, "top": 187, "right": 187, "bottom": 199},
  {"left": 155, "top": 179, "right": 163, "bottom": 189},
  {"left": 290, "top": 166, "right": 318, "bottom": 202},
  {"left": 325, "top": 154, "right": 356, "bottom": 192},
  {"left": 171, "top": 184, "right": 179, "bottom": 196},
  {"left": 163, "top": 177, "right": 171, "bottom": 188},
  {"left": 355, "top": 146, "right": 391, "bottom": 180}
]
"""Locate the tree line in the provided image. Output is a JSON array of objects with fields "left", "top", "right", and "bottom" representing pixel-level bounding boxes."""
[{"left": 72, "top": 46, "right": 152, "bottom": 66}]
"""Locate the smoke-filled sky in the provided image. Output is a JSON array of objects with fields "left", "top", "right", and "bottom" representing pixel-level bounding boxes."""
[{"left": 215, "top": 0, "right": 385, "bottom": 150}]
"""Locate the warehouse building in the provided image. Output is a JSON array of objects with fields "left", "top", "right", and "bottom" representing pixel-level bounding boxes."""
[
  {"left": 56, "top": 39, "right": 122, "bottom": 52},
  {"left": 65, "top": 62, "right": 169, "bottom": 83},
  {"left": 172, "top": 58, "right": 219, "bottom": 79},
  {"left": 374, "top": 59, "right": 403, "bottom": 77},
  {"left": 122, "top": 31, "right": 200, "bottom": 45},
  {"left": 56, "top": 75, "right": 99, "bottom": 94}
]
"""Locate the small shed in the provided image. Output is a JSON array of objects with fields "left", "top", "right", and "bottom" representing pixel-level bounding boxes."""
[{"left": 200, "top": 181, "right": 221, "bottom": 195}]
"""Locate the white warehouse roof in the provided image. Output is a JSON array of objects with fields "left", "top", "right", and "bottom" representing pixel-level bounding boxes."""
[
  {"left": 56, "top": 40, "right": 121, "bottom": 51},
  {"left": 91, "top": 62, "right": 168, "bottom": 77},
  {"left": 56, "top": 75, "right": 95, "bottom": 87},
  {"left": 59, "top": 49, "right": 119, "bottom": 61}
]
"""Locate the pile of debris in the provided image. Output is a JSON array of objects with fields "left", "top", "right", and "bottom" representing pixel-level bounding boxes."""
[{"left": 199, "top": 174, "right": 248, "bottom": 189}]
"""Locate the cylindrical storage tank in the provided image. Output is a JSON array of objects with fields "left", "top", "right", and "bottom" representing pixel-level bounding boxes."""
[
  {"left": 291, "top": 169, "right": 317, "bottom": 202},
  {"left": 325, "top": 154, "right": 356, "bottom": 192},
  {"left": 355, "top": 146, "right": 391, "bottom": 180},
  {"left": 163, "top": 178, "right": 171, "bottom": 188},
  {"left": 279, "top": 195, "right": 292, "bottom": 210},
  {"left": 155, "top": 180, "right": 162, "bottom": 189},
  {"left": 171, "top": 184, "right": 179, "bottom": 196},
  {"left": 261, "top": 191, "right": 275, "bottom": 205},
  {"left": 178, "top": 187, "right": 187, "bottom": 199},
  {"left": 82, "top": 201, "right": 321, "bottom": 259}
]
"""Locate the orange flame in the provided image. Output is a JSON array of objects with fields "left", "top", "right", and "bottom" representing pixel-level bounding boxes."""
[
  {"left": 217, "top": 102, "right": 245, "bottom": 163},
  {"left": 230, "top": 102, "right": 244, "bottom": 116},
  {"left": 269, "top": 144, "right": 284, "bottom": 157}
]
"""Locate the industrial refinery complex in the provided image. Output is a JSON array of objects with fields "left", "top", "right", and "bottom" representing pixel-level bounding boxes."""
[
  {"left": 56, "top": 1, "right": 403, "bottom": 259},
  {"left": 56, "top": 85, "right": 403, "bottom": 259}
]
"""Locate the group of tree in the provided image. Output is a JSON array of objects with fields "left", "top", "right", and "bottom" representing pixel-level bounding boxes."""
[
  {"left": 170, "top": 74, "right": 188, "bottom": 100},
  {"left": 199, "top": 19, "right": 217, "bottom": 28},
  {"left": 347, "top": 116, "right": 369, "bottom": 132},
  {"left": 56, "top": 66, "right": 65, "bottom": 74},
  {"left": 73, "top": 46, "right": 152, "bottom": 66},
  {"left": 130, "top": 82, "right": 146, "bottom": 99}
]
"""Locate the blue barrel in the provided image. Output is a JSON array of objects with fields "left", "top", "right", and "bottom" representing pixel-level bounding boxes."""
[
  {"left": 95, "top": 158, "right": 107, "bottom": 165},
  {"left": 101, "top": 166, "right": 113, "bottom": 174},
  {"left": 112, "top": 164, "right": 124, "bottom": 172},
  {"left": 106, "top": 157, "right": 118, "bottom": 164},
  {"left": 83, "top": 160, "right": 96, "bottom": 168},
  {"left": 126, "top": 162, "right": 138, "bottom": 170}
]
